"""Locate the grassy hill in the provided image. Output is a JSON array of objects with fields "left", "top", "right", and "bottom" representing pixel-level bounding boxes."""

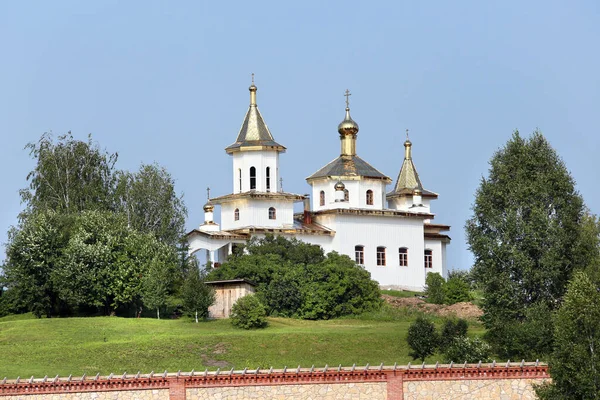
[{"left": 0, "top": 307, "right": 484, "bottom": 379}]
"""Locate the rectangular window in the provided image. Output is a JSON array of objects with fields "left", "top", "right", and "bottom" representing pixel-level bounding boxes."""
[
  {"left": 355, "top": 245, "right": 364, "bottom": 265},
  {"left": 424, "top": 250, "right": 433, "bottom": 268},
  {"left": 399, "top": 248, "right": 408, "bottom": 267},
  {"left": 377, "top": 246, "right": 386, "bottom": 266}
]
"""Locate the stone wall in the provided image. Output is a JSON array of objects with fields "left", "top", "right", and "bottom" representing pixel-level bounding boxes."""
[
  {"left": 187, "top": 382, "right": 387, "bottom": 399},
  {"left": 0, "top": 363, "right": 549, "bottom": 400}
]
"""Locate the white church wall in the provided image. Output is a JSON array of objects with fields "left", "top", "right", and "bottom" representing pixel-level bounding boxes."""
[
  {"left": 310, "top": 213, "right": 428, "bottom": 290},
  {"left": 231, "top": 151, "right": 279, "bottom": 193},
  {"left": 311, "top": 179, "right": 387, "bottom": 211},
  {"left": 424, "top": 239, "right": 447, "bottom": 279},
  {"left": 220, "top": 199, "right": 295, "bottom": 231}
]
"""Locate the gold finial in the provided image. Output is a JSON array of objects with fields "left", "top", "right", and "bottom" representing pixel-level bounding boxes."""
[
  {"left": 249, "top": 73, "right": 257, "bottom": 106},
  {"left": 344, "top": 89, "right": 351, "bottom": 109}
]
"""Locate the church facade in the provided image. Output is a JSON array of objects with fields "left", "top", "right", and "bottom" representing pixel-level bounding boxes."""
[{"left": 187, "top": 82, "right": 450, "bottom": 291}]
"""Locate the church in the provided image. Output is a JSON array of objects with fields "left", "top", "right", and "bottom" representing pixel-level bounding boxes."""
[{"left": 187, "top": 80, "right": 450, "bottom": 291}]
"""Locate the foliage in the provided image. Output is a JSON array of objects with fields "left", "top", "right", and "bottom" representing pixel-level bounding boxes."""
[
  {"left": 114, "top": 164, "right": 187, "bottom": 246},
  {"left": 444, "top": 275, "right": 472, "bottom": 305},
  {"left": 182, "top": 265, "right": 215, "bottom": 323},
  {"left": 424, "top": 272, "right": 445, "bottom": 304},
  {"left": 230, "top": 295, "right": 268, "bottom": 329},
  {"left": 20, "top": 132, "right": 117, "bottom": 216},
  {"left": 535, "top": 271, "right": 600, "bottom": 399},
  {"left": 142, "top": 252, "right": 177, "bottom": 319},
  {"left": 439, "top": 318, "right": 468, "bottom": 352},
  {"left": 407, "top": 316, "right": 439, "bottom": 361},
  {"left": 466, "top": 130, "right": 592, "bottom": 358},
  {"left": 442, "top": 337, "right": 491, "bottom": 363},
  {"left": 208, "top": 235, "right": 382, "bottom": 319}
]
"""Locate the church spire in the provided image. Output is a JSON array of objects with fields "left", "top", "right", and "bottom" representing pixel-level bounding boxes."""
[
  {"left": 225, "top": 76, "right": 286, "bottom": 154},
  {"left": 392, "top": 129, "right": 423, "bottom": 193}
]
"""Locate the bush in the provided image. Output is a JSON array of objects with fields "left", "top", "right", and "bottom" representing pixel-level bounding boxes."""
[
  {"left": 230, "top": 295, "right": 267, "bottom": 329},
  {"left": 407, "top": 316, "right": 439, "bottom": 361},
  {"left": 439, "top": 318, "right": 468, "bottom": 351},
  {"left": 425, "top": 273, "right": 445, "bottom": 304},
  {"left": 442, "top": 337, "right": 491, "bottom": 363},
  {"left": 444, "top": 276, "right": 472, "bottom": 305}
]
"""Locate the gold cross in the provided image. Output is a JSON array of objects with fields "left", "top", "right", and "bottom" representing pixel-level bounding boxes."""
[
  {"left": 251, "top": 73, "right": 255, "bottom": 84},
  {"left": 207, "top": 187, "right": 211, "bottom": 200},
  {"left": 406, "top": 128, "right": 409, "bottom": 140},
  {"left": 344, "top": 89, "right": 351, "bottom": 108}
]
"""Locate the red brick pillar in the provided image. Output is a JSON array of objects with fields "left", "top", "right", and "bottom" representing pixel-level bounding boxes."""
[
  {"left": 168, "top": 379, "right": 186, "bottom": 400},
  {"left": 387, "top": 372, "right": 404, "bottom": 399}
]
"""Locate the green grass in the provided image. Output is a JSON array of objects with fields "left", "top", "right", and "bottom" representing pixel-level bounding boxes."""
[{"left": 0, "top": 310, "right": 485, "bottom": 379}]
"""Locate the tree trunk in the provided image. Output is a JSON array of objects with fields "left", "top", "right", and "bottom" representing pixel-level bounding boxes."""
[
  {"left": 195, "top": 310, "right": 198, "bottom": 324},
  {"left": 156, "top": 308, "right": 160, "bottom": 320}
]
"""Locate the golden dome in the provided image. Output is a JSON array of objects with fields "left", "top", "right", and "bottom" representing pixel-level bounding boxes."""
[
  {"left": 338, "top": 107, "right": 359, "bottom": 136},
  {"left": 203, "top": 202, "right": 214, "bottom": 212},
  {"left": 334, "top": 181, "right": 346, "bottom": 191}
]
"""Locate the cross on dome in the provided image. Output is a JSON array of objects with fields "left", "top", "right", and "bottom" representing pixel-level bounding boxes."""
[{"left": 344, "top": 89, "right": 351, "bottom": 109}]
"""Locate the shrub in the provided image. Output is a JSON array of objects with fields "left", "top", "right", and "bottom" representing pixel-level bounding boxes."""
[
  {"left": 444, "top": 276, "right": 472, "bottom": 305},
  {"left": 230, "top": 295, "right": 267, "bottom": 329},
  {"left": 439, "top": 318, "right": 468, "bottom": 351},
  {"left": 442, "top": 337, "right": 491, "bottom": 363},
  {"left": 425, "top": 272, "right": 445, "bottom": 304},
  {"left": 407, "top": 316, "right": 439, "bottom": 361}
]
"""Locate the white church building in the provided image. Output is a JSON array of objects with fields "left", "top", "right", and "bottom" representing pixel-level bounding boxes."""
[{"left": 187, "top": 81, "right": 450, "bottom": 291}]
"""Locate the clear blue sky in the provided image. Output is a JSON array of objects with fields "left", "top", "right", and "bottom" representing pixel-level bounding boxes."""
[{"left": 1, "top": 1, "right": 599, "bottom": 271}]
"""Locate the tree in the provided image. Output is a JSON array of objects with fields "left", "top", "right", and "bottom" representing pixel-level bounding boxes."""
[
  {"left": 536, "top": 271, "right": 600, "bottom": 399},
  {"left": 443, "top": 337, "right": 491, "bottom": 364},
  {"left": 2, "top": 210, "right": 70, "bottom": 317},
  {"left": 424, "top": 272, "right": 445, "bottom": 304},
  {"left": 230, "top": 295, "right": 268, "bottom": 329},
  {"left": 407, "top": 316, "right": 439, "bottom": 361},
  {"left": 142, "top": 257, "right": 172, "bottom": 319},
  {"left": 439, "top": 318, "right": 468, "bottom": 352},
  {"left": 182, "top": 265, "right": 215, "bottom": 323},
  {"left": 444, "top": 275, "right": 471, "bottom": 305},
  {"left": 20, "top": 132, "right": 117, "bottom": 216},
  {"left": 207, "top": 236, "right": 382, "bottom": 319},
  {"left": 114, "top": 164, "right": 186, "bottom": 246},
  {"left": 466, "top": 130, "right": 590, "bottom": 358}
]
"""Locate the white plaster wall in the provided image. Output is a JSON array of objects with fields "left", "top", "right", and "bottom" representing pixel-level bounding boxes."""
[
  {"left": 231, "top": 151, "right": 279, "bottom": 193},
  {"left": 424, "top": 239, "right": 447, "bottom": 279},
  {"left": 311, "top": 178, "right": 387, "bottom": 211},
  {"left": 388, "top": 196, "right": 432, "bottom": 213},
  {"left": 310, "top": 213, "right": 428, "bottom": 290},
  {"left": 221, "top": 199, "right": 295, "bottom": 230}
]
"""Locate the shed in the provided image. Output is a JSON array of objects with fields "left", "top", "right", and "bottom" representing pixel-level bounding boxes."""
[{"left": 205, "top": 279, "right": 257, "bottom": 319}]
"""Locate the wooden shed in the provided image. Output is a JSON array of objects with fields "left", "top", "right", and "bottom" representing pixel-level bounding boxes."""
[{"left": 205, "top": 279, "right": 257, "bottom": 319}]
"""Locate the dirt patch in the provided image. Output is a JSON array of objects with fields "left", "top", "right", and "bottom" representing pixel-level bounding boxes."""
[
  {"left": 382, "top": 295, "right": 483, "bottom": 319},
  {"left": 212, "top": 342, "right": 228, "bottom": 354}
]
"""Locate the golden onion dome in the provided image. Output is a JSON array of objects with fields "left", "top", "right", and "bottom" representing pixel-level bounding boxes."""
[
  {"left": 337, "top": 107, "right": 359, "bottom": 136},
  {"left": 334, "top": 181, "right": 346, "bottom": 191},
  {"left": 203, "top": 202, "right": 214, "bottom": 212}
]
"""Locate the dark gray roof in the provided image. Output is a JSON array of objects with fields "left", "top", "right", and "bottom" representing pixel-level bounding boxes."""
[
  {"left": 307, "top": 155, "right": 390, "bottom": 181},
  {"left": 225, "top": 105, "right": 285, "bottom": 152}
]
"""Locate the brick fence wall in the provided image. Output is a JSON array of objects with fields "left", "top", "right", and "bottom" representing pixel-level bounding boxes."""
[{"left": 0, "top": 363, "right": 549, "bottom": 400}]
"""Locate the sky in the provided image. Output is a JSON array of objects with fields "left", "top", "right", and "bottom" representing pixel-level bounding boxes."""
[{"left": 1, "top": 1, "right": 599, "bottom": 272}]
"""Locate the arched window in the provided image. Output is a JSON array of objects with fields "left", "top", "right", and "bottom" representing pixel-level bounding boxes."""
[
  {"left": 355, "top": 245, "right": 364, "bottom": 265},
  {"left": 268, "top": 207, "right": 276, "bottom": 220},
  {"left": 266, "top": 167, "right": 271, "bottom": 192},
  {"left": 399, "top": 247, "right": 408, "bottom": 267},
  {"left": 234, "top": 208, "right": 240, "bottom": 221},
  {"left": 366, "top": 190, "right": 373, "bottom": 205},
  {"left": 249, "top": 167, "right": 256, "bottom": 190},
  {"left": 424, "top": 249, "right": 433, "bottom": 268},
  {"left": 377, "top": 246, "right": 386, "bottom": 266},
  {"left": 344, "top": 189, "right": 349, "bottom": 202},
  {"left": 238, "top": 168, "right": 242, "bottom": 192},
  {"left": 320, "top": 190, "right": 325, "bottom": 206}
]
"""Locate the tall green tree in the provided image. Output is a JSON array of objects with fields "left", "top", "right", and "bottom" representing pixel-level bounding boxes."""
[
  {"left": 114, "top": 164, "right": 186, "bottom": 246},
  {"left": 20, "top": 132, "right": 117, "bottom": 216},
  {"left": 182, "top": 264, "right": 215, "bottom": 323},
  {"left": 466, "top": 130, "right": 589, "bottom": 358},
  {"left": 536, "top": 271, "right": 600, "bottom": 399}
]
